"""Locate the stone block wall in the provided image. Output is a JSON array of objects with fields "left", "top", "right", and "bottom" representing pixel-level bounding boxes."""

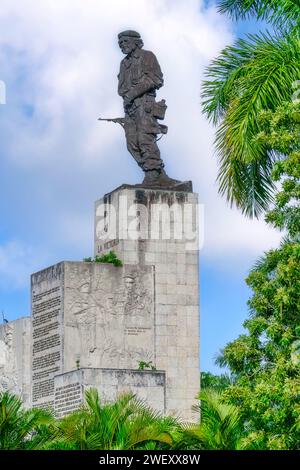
[
  {"left": 54, "top": 368, "right": 166, "bottom": 418},
  {"left": 31, "top": 261, "right": 156, "bottom": 410},
  {"left": 95, "top": 187, "right": 200, "bottom": 420}
]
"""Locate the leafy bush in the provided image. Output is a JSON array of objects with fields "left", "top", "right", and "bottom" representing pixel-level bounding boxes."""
[
  {"left": 83, "top": 251, "right": 123, "bottom": 267},
  {"left": 138, "top": 361, "right": 157, "bottom": 371}
]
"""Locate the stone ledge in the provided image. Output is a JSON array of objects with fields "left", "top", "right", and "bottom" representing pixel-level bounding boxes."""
[{"left": 105, "top": 180, "right": 193, "bottom": 196}]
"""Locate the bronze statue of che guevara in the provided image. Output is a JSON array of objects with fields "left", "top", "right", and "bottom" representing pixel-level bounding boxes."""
[
  {"left": 99, "top": 30, "right": 191, "bottom": 190},
  {"left": 118, "top": 30, "right": 171, "bottom": 185}
]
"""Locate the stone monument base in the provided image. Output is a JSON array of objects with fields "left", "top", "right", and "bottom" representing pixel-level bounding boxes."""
[
  {"left": 54, "top": 368, "right": 166, "bottom": 418},
  {"left": 22, "top": 183, "right": 199, "bottom": 421}
]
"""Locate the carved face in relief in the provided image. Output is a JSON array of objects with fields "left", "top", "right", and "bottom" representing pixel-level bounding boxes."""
[
  {"left": 124, "top": 275, "right": 135, "bottom": 294},
  {"left": 3, "top": 325, "right": 13, "bottom": 350}
]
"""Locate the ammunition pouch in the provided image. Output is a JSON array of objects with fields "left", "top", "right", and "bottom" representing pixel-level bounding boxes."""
[
  {"left": 159, "top": 124, "right": 168, "bottom": 135},
  {"left": 152, "top": 99, "right": 167, "bottom": 120}
]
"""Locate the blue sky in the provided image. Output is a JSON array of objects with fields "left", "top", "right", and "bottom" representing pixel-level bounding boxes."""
[{"left": 0, "top": 1, "right": 279, "bottom": 374}]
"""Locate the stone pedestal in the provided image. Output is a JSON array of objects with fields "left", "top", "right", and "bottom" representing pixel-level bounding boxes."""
[
  {"left": 29, "top": 185, "right": 200, "bottom": 420},
  {"left": 95, "top": 187, "right": 200, "bottom": 420}
]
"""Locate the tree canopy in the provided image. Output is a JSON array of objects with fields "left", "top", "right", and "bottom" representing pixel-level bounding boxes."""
[{"left": 216, "top": 102, "right": 300, "bottom": 449}]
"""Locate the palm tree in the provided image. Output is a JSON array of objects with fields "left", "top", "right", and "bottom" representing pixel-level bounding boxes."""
[
  {"left": 173, "top": 389, "right": 246, "bottom": 450},
  {"left": 202, "top": 0, "right": 300, "bottom": 217},
  {"left": 48, "top": 389, "right": 178, "bottom": 450},
  {"left": 0, "top": 391, "right": 55, "bottom": 450}
]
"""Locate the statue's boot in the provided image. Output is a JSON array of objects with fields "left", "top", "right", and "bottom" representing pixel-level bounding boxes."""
[
  {"left": 142, "top": 169, "right": 161, "bottom": 185},
  {"left": 158, "top": 168, "right": 181, "bottom": 185},
  {"left": 142, "top": 168, "right": 180, "bottom": 187}
]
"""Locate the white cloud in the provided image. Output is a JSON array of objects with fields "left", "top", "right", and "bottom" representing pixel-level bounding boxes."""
[
  {"left": 205, "top": 206, "right": 281, "bottom": 255},
  {"left": 0, "top": 0, "right": 280, "bottom": 280}
]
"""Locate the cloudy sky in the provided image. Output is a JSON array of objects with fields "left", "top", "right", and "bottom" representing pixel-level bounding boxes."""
[{"left": 0, "top": 0, "right": 280, "bottom": 372}]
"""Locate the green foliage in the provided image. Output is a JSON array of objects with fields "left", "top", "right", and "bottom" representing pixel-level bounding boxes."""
[
  {"left": 83, "top": 251, "right": 123, "bottom": 267},
  {"left": 0, "top": 387, "right": 281, "bottom": 450},
  {"left": 200, "top": 372, "right": 234, "bottom": 391},
  {"left": 203, "top": 5, "right": 300, "bottom": 446},
  {"left": 173, "top": 389, "right": 249, "bottom": 450},
  {"left": 256, "top": 102, "right": 300, "bottom": 237},
  {"left": 0, "top": 391, "right": 55, "bottom": 450},
  {"left": 138, "top": 361, "right": 157, "bottom": 371},
  {"left": 217, "top": 0, "right": 300, "bottom": 31},
  {"left": 216, "top": 103, "right": 300, "bottom": 449},
  {"left": 47, "top": 389, "right": 177, "bottom": 450},
  {"left": 202, "top": 0, "right": 300, "bottom": 216}
]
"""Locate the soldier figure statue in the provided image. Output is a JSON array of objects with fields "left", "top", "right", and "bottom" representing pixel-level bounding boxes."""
[
  {"left": 117, "top": 30, "right": 176, "bottom": 185},
  {"left": 99, "top": 30, "right": 192, "bottom": 191}
]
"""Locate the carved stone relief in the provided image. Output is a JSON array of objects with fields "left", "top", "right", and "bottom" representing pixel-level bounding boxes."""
[
  {"left": 0, "top": 323, "right": 19, "bottom": 394},
  {"left": 64, "top": 263, "right": 155, "bottom": 370}
]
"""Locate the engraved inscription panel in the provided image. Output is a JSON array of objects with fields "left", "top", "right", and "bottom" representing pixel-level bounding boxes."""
[
  {"left": 55, "top": 382, "right": 82, "bottom": 418},
  {"left": 31, "top": 264, "right": 63, "bottom": 409}
]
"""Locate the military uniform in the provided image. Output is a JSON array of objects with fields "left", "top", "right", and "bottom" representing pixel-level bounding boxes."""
[{"left": 118, "top": 47, "right": 166, "bottom": 173}]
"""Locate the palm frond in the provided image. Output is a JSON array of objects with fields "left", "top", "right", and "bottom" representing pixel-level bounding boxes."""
[
  {"left": 53, "top": 389, "right": 177, "bottom": 450},
  {"left": 217, "top": 0, "right": 300, "bottom": 30},
  {"left": 175, "top": 389, "right": 244, "bottom": 450},
  {"left": 202, "top": 31, "right": 300, "bottom": 216},
  {"left": 0, "top": 391, "right": 55, "bottom": 450}
]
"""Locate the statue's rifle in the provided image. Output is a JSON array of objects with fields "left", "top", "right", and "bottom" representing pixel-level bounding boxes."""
[
  {"left": 98, "top": 117, "right": 125, "bottom": 129},
  {"left": 98, "top": 117, "right": 167, "bottom": 141}
]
